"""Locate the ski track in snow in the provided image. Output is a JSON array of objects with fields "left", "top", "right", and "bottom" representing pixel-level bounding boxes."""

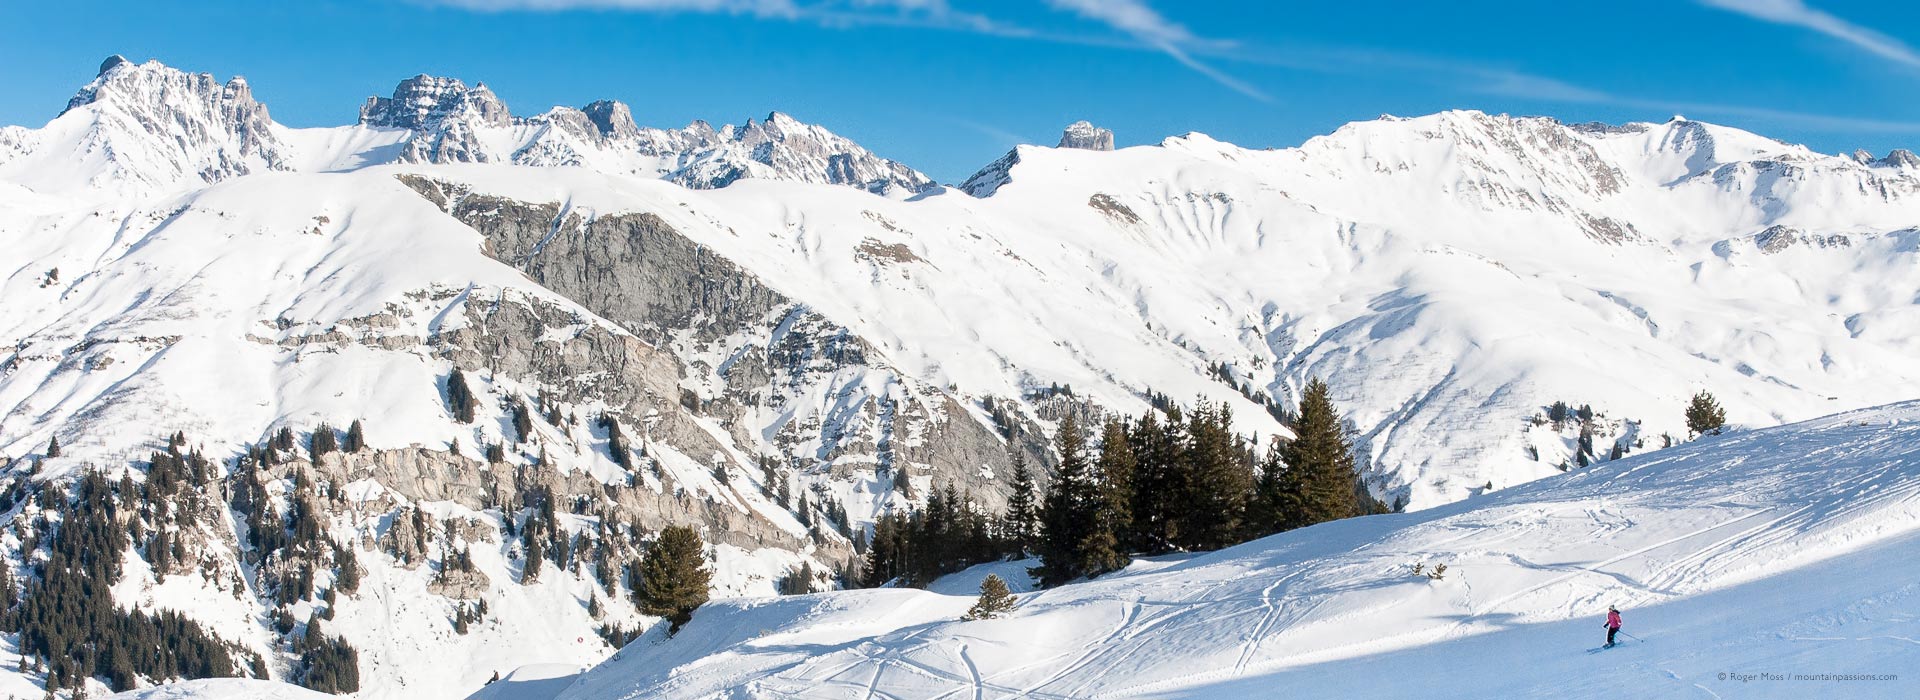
[{"left": 545, "top": 402, "right": 1920, "bottom": 700}]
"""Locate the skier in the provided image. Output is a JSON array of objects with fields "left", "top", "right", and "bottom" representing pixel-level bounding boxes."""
[{"left": 1602, "top": 605, "right": 1622, "bottom": 648}]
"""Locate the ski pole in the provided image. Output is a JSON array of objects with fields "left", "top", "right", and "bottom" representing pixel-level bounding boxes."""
[{"left": 1621, "top": 631, "right": 1643, "bottom": 642}]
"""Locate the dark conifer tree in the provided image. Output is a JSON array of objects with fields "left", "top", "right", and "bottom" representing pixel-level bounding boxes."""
[
  {"left": 1083, "top": 420, "right": 1134, "bottom": 575},
  {"left": 512, "top": 399, "right": 534, "bottom": 443},
  {"left": 1175, "top": 401, "right": 1253, "bottom": 550},
  {"left": 309, "top": 424, "right": 338, "bottom": 463},
  {"left": 1033, "top": 412, "right": 1097, "bottom": 586},
  {"left": 344, "top": 419, "right": 366, "bottom": 453},
  {"left": 1001, "top": 450, "right": 1040, "bottom": 557},
  {"left": 45, "top": 436, "right": 61, "bottom": 458},
  {"left": 1685, "top": 390, "right": 1726, "bottom": 438},
  {"left": 447, "top": 368, "right": 477, "bottom": 423},
  {"left": 1276, "top": 378, "right": 1361, "bottom": 529},
  {"left": 962, "top": 574, "right": 1016, "bottom": 620},
  {"left": 634, "top": 525, "right": 712, "bottom": 634},
  {"left": 1251, "top": 435, "right": 1291, "bottom": 536},
  {"left": 1126, "top": 409, "right": 1184, "bottom": 554},
  {"left": 779, "top": 562, "right": 815, "bottom": 595},
  {"left": 862, "top": 512, "right": 911, "bottom": 587}
]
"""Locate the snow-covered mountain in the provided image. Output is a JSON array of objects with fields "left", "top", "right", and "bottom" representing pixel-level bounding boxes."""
[
  {"left": 554, "top": 400, "right": 1920, "bottom": 698},
  {"left": 0, "top": 58, "right": 934, "bottom": 198},
  {"left": 352, "top": 74, "right": 935, "bottom": 195},
  {"left": 0, "top": 56, "right": 292, "bottom": 195},
  {"left": 2, "top": 55, "right": 1920, "bottom": 698}
]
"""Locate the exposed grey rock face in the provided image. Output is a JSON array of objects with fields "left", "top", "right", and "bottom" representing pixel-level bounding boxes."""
[
  {"left": 959, "top": 148, "right": 1021, "bottom": 198},
  {"left": 1753, "top": 224, "right": 1801, "bottom": 254},
  {"left": 1749, "top": 224, "right": 1851, "bottom": 254},
  {"left": 1851, "top": 149, "right": 1877, "bottom": 165},
  {"left": 1882, "top": 149, "right": 1920, "bottom": 169},
  {"left": 582, "top": 100, "right": 641, "bottom": 141},
  {"left": 426, "top": 189, "right": 788, "bottom": 346},
  {"left": 1058, "top": 120, "right": 1115, "bottom": 151},
  {"left": 1567, "top": 121, "right": 1649, "bottom": 136},
  {"left": 402, "top": 176, "right": 1051, "bottom": 513},
  {"left": 252, "top": 277, "right": 852, "bottom": 567}
]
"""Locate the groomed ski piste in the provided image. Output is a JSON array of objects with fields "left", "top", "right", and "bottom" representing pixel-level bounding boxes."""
[{"left": 523, "top": 401, "right": 1920, "bottom": 700}]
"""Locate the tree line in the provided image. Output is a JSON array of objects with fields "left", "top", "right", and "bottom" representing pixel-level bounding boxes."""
[{"left": 862, "top": 378, "right": 1386, "bottom": 589}]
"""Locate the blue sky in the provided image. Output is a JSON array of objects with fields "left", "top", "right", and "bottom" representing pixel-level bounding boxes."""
[{"left": 3, "top": 1, "right": 1919, "bottom": 181}]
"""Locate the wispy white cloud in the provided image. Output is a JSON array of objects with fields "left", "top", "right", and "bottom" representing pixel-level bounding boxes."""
[
  {"left": 421, "top": 0, "right": 1920, "bottom": 133},
  {"left": 424, "top": 0, "right": 1008, "bottom": 32},
  {"left": 425, "top": 0, "right": 1272, "bottom": 102},
  {"left": 1697, "top": 0, "right": 1920, "bottom": 69},
  {"left": 431, "top": 0, "right": 799, "bottom": 15},
  {"left": 1207, "top": 43, "right": 1920, "bottom": 134},
  {"left": 1039, "top": 0, "right": 1271, "bottom": 102}
]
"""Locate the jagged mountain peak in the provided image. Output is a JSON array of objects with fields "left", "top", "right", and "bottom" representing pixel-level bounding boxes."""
[
  {"left": 62, "top": 55, "right": 263, "bottom": 118},
  {"left": 359, "top": 73, "right": 512, "bottom": 131},
  {"left": 581, "top": 99, "right": 639, "bottom": 140},
  {"left": 97, "top": 53, "right": 133, "bottom": 75},
  {"left": 1882, "top": 148, "right": 1920, "bottom": 169},
  {"left": 0, "top": 57, "right": 924, "bottom": 199},
  {"left": 11, "top": 56, "right": 291, "bottom": 195}
]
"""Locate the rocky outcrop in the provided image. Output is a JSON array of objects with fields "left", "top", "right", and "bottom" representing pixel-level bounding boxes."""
[
  {"left": 959, "top": 148, "right": 1020, "bottom": 198},
  {"left": 428, "top": 567, "right": 490, "bottom": 600},
  {"left": 435, "top": 192, "right": 789, "bottom": 346},
  {"left": 1058, "top": 121, "right": 1114, "bottom": 151},
  {"left": 406, "top": 177, "right": 1050, "bottom": 513}
]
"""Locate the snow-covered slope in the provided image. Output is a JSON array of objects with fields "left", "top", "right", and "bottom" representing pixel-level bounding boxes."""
[
  {"left": 9, "top": 58, "right": 1920, "bottom": 509},
  {"left": 107, "top": 679, "right": 335, "bottom": 700},
  {"left": 4, "top": 55, "right": 1920, "bottom": 698},
  {"left": 555, "top": 400, "right": 1920, "bottom": 699}
]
